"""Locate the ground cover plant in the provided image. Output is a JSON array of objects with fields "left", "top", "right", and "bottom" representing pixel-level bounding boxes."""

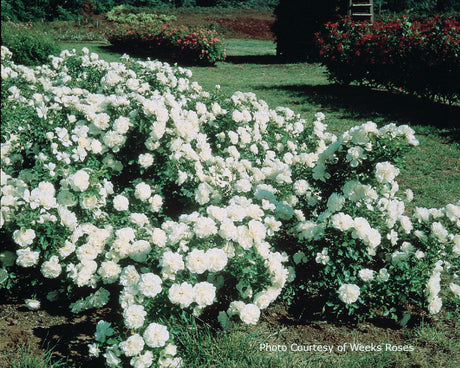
[
  {"left": 316, "top": 15, "right": 460, "bottom": 103},
  {"left": 1, "top": 39, "right": 459, "bottom": 368}
]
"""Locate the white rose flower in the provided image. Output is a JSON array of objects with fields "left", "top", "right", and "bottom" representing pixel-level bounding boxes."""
[
  {"left": 149, "top": 194, "right": 163, "bottom": 212},
  {"left": 134, "top": 182, "right": 152, "bottom": 202},
  {"left": 113, "top": 195, "right": 129, "bottom": 211},
  {"left": 16, "top": 248, "right": 40, "bottom": 267},
  {"left": 186, "top": 249, "right": 208, "bottom": 274},
  {"left": 130, "top": 350, "right": 154, "bottom": 368},
  {"left": 428, "top": 296, "right": 442, "bottom": 314},
  {"left": 119, "top": 334, "right": 145, "bottom": 357},
  {"left": 375, "top": 162, "right": 399, "bottom": 183},
  {"left": 113, "top": 116, "right": 131, "bottom": 133},
  {"left": 138, "top": 273, "right": 162, "bottom": 298},
  {"left": 13, "top": 228, "right": 36, "bottom": 247},
  {"left": 98, "top": 261, "right": 122, "bottom": 284},
  {"left": 41, "top": 255, "right": 62, "bottom": 278},
  {"left": 239, "top": 303, "right": 260, "bottom": 325},
  {"left": 193, "top": 217, "right": 218, "bottom": 238},
  {"left": 168, "top": 282, "right": 194, "bottom": 308},
  {"left": 25, "top": 298, "right": 40, "bottom": 310},
  {"left": 139, "top": 153, "right": 154, "bottom": 168},
  {"left": 143, "top": 323, "right": 169, "bottom": 348},
  {"left": 358, "top": 268, "right": 375, "bottom": 282},
  {"left": 206, "top": 248, "right": 228, "bottom": 272},
  {"left": 193, "top": 282, "right": 216, "bottom": 307},
  {"left": 70, "top": 170, "right": 90, "bottom": 192},
  {"left": 338, "top": 284, "right": 360, "bottom": 304},
  {"left": 123, "top": 304, "right": 147, "bottom": 330}
]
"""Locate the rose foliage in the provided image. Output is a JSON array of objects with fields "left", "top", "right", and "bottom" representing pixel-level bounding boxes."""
[
  {"left": 316, "top": 16, "right": 460, "bottom": 103},
  {"left": 1, "top": 46, "right": 459, "bottom": 367}
]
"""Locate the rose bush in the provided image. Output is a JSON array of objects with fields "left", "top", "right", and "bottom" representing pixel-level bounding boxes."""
[
  {"left": 316, "top": 16, "right": 460, "bottom": 103},
  {"left": 106, "top": 22, "right": 226, "bottom": 65},
  {"left": 1, "top": 46, "right": 459, "bottom": 367}
]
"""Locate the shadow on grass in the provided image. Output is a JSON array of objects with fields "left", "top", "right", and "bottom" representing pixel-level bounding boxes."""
[
  {"left": 99, "top": 44, "right": 217, "bottom": 67},
  {"left": 259, "top": 83, "right": 460, "bottom": 141},
  {"left": 225, "top": 54, "right": 282, "bottom": 65},
  {"left": 35, "top": 320, "right": 106, "bottom": 368}
]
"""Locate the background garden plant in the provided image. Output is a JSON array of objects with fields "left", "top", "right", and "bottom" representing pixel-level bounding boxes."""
[
  {"left": 1, "top": 44, "right": 459, "bottom": 368},
  {"left": 316, "top": 15, "right": 460, "bottom": 103}
]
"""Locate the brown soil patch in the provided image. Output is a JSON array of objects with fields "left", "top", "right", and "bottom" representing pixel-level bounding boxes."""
[
  {"left": 68, "top": 8, "right": 276, "bottom": 41},
  {"left": 171, "top": 9, "right": 276, "bottom": 40}
]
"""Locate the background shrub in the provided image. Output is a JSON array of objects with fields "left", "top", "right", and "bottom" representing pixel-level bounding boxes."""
[
  {"left": 316, "top": 16, "right": 460, "bottom": 103},
  {"left": 107, "top": 22, "right": 226, "bottom": 64},
  {"left": 1, "top": 23, "right": 59, "bottom": 66}
]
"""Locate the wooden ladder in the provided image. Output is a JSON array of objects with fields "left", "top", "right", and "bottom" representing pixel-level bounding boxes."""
[{"left": 348, "top": 0, "right": 374, "bottom": 24}]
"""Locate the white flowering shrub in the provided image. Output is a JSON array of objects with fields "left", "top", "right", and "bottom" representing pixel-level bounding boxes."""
[{"left": 1, "top": 45, "right": 459, "bottom": 367}]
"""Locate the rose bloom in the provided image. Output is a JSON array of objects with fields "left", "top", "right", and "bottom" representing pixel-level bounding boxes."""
[
  {"left": 331, "top": 213, "right": 354, "bottom": 231},
  {"left": 375, "top": 162, "right": 399, "bottom": 183},
  {"left": 41, "top": 255, "right": 62, "bottom": 278},
  {"left": 428, "top": 296, "right": 442, "bottom": 314},
  {"left": 98, "top": 260, "right": 122, "bottom": 284},
  {"left": 143, "top": 322, "right": 169, "bottom": 348},
  {"left": 150, "top": 194, "right": 163, "bottom": 212},
  {"left": 168, "top": 282, "right": 194, "bottom": 308},
  {"left": 119, "top": 334, "right": 145, "bottom": 357},
  {"left": 113, "top": 194, "right": 129, "bottom": 211},
  {"left": 25, "top": 298, "right": 40, "bottom": 310},
  {"left": 123, "top": 304, "right": 147, "bottom": 329},
  {"left": 161, "top": 251, "right": 185, "bottom": 274},
  {"left": 206, "top": 248, "right": 227, "bottom": 272},
  {"left": 138, "top": 273, "right": 163, "bottom": 298},
  {"left": 239, "top": 303, "right": 260, "bottom": 325},
  {"left": 138, "top": 153, "right": 154, "bottom": 168},
  {"left": 358, "top": 268, "right": 375, "bottom": 282},
  {"left": 130, "top": 350, "right": 154, "bottom": 368},
  {"left": 193, "top": 282, "right": 216, "bottom": 307},
  {"left": 70, "top": 170, "right": 90, "bottom": 192},
  {"left": 134, "top": 182, "right": 152, "bottom": 201},
  {"left": 338, "top": 284, "right": 360, "bottom": 304},
  {"left": 16, "top": 247, "right": 40, "bottom": 267},
  {"left": 193, "top": 217, "right": 218, "bottom": 238},
  {"left": 186, "top": 249, "right": 208, "bottom": 274},
  {"left": 13, "top": 228, "right": 36, "bottom": 247}
]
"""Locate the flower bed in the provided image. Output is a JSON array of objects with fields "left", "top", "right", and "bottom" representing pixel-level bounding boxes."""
[
  {"left": 1, "top": 46, "right": 459, "bottom": 367},
  {"left": 106, "top": 22, "right": 226, "bottom": 65},
  {"left": 316, "top": 16, "right": 460, "bottom": 103}
]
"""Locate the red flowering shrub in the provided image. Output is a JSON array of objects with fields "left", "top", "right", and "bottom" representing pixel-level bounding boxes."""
[
  {"left": 316, "top": 16, "right": 460, "bottom": 103},
  {"left": 106, "top": 22, "right": 226, "bottom": 65}
]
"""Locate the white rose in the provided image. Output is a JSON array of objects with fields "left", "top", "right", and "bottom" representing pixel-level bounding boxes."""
[
  {"left": 71, "top": 170, "right": 90, "bottom": 192},
  {"left": 123, "top": 304, "right": 147, "bottom": 330},
  {"left": 13, "top": 228, "right": 36, "bottom": 247},
  {"left": 193, "top": 282, "right": 216, "bottom": 307},
  {"left": 134, "top": 182, "right": 152, "bottom": 202},
  {"left": 119, "top": 334, "right": 145, "bottom": 357},
  {"left": 338, "top": 284, "right": 360, "bottom": 304},
  {"left": 113, "top": 195, "right": 129, "bottom": 211},
  {"left": 239, "top": 303, "right": 260, "bottom": 325},
  {"left": 139, "top": 153, "right": 154, "bottom": 168},
  {"left": 143, "top": 323, "right": 169, "bottom": 348}
]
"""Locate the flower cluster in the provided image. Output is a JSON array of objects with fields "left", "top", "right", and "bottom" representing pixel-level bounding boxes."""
[
  {"left": 315, "top": 15, "right": 460, "bottom": 103},
  {"left": 1, "top": 45, "right": 459, "bottom": 367},
  {"left": 106, "top": 22, "right": 226, "bottom": 65}
]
